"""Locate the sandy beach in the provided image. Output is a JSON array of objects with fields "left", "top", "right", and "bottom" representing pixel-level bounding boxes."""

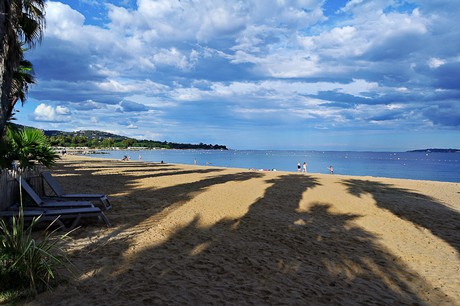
[{"left": 25, "top": 155, "right": 460, "bottom": 305}]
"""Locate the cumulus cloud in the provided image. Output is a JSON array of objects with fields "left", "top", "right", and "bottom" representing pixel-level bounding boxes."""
[{"left": 33, "top": 104, "right": 71, "bottom": 122}]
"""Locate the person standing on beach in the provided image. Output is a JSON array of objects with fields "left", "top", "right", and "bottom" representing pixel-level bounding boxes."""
[
  {"left": 329, "top": 165, "right": 334, "bottom": 174},
  {"left": 302, "top": 162, "right": 307, "bottom": 173},
  {"left": 297, "top": 162, "right": 301, "bottom": 172}
]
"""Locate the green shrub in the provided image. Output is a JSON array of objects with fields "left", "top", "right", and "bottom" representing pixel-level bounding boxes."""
[
  {"left": 0, "top": 196, "right": 73, "bottom": 299},
  {"left": 0, "top": 126, "right": 59, "bottom": 169}
]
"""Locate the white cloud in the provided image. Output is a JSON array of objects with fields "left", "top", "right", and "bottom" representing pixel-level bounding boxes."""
[
  {"left": 190, "top": 79, "right": 381, "bottom": 100},
  {"left": 97, "top": 79, "right": 139, "bottom": 93},
  {"left": 427, "top": 57, "right": 445, "bottom": 68},
  {"left": 95, "top": 79, "right": 169, "bottom": 95},
  {"left": 46, "top": 2, "right": 86, "bottom": 39},
  {"left": 396, "top": 87, "right": 409, "bottom": 93},
  {"left": 153, "top": 48, "right": 198, "bottom": 70},
  {"left": 33, "top": 103, "right": 71, "bottom": 122},
  {"left": 56, "top": 105, "right": 70, "bottom": 115},
  {"left": 170, "top": 87, "right": 205, "bottom": 101}
]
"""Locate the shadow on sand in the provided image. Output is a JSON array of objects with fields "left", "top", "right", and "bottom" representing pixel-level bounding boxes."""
[
  {"left": 29, "top": 161, "right": 454, "bottom": 305},
  {"left": 341, "top": 178, "right": 460, "bottom": 253}
]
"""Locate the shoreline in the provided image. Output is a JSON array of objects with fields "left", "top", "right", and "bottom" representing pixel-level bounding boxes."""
[
  {"left": 28, "top": 155, "right": 460, "bottom": 305},
  {"left": 73, "top": 153, "right": 460, "bottom": 185}
]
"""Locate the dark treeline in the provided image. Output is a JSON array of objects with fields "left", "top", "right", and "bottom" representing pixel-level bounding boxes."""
[
  {"left": 9, "top": 125, "right": 228, "bottom": 150},
  {"left": 47, "top": 134, "right": 227, "bottom": 150},
  {"left": 407, "top": 148, "right": 459, "bottom": 153}
]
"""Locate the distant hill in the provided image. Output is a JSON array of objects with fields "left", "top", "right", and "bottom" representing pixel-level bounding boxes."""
[
  {"left": 43, "top": 129, "right": 129, "bottom": 141},
  {"left": 407, "top": 148, "right": 459, "bottom": 153},
  {"left": 12, "top": 124, "right": 228, "bottom": 150}
]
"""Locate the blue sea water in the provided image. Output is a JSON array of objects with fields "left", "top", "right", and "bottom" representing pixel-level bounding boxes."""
[{"left": 84, "top": 150, "right": 460, "bottom": 183}]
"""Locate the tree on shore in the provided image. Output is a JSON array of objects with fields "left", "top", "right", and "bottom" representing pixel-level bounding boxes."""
[{"left": 0, "top": 0, "right": 45, "bottom": 135}]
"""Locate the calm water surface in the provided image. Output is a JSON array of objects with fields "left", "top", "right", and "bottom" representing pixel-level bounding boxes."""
[{"left": 84, "top": 150, "right": 460, "bottom": 183}]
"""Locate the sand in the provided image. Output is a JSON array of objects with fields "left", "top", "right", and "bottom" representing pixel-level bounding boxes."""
[{"left": 24, "top": 155, "right": 460, "bottom": 305}]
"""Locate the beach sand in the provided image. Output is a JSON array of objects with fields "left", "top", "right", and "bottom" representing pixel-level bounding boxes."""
[{"left": 25, "top": 155, "right": 460, "bottom": 305}]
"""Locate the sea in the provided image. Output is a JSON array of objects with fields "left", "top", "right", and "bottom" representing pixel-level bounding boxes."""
[{"left": 83, "top": 150, "right": 460, "bottom": 183}]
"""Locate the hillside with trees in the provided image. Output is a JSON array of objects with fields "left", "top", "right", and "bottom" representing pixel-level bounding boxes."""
[{"left": 42, "top": 128, "right": 227, "bottom": 150}]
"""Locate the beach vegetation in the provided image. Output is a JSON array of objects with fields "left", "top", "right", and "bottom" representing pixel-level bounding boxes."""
[
  {"left": 0, "top": 200, "right": 73, "bottom": 302},
  {"left": 0, "top": 54, "right": 38, "bottom": 167},
  {"left": 0, "top": 126, "right": 59, "bottom": 169}
]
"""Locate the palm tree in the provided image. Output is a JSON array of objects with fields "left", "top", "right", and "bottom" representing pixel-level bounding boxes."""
[
  {"left": 8, "top": 57, "right": 36, "bottom": 120},
  {"left": 0, "top": 126, "right": 58, "bottom": 169},
  {"left": 0, "top": 55, "right": 36, "bottom": 165},
  {"left": 0, "top": 0, "right": 45, "bottom": 136}
]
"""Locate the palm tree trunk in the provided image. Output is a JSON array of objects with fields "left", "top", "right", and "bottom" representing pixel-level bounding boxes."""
[
  {"left": 0, "top": 0, "right": 10, "bottom": 136},
  {"left": 0, "top": 0, "right": 19, "bottom": 136}
]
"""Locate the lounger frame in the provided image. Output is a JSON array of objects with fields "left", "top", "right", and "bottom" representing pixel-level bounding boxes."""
[{"left": 41, "top": 172, "right": 112, "bottom": 210}]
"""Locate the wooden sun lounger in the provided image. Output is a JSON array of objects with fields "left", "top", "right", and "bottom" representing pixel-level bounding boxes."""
[
  {"left": 0, "top": 206, "right": 111, "bottom": 230},
  {"left": 17, "top": 177, "right": 95, "bottom": 209},
  {"left": 41, "top": 171, "right": 112, "bottom": 210}
]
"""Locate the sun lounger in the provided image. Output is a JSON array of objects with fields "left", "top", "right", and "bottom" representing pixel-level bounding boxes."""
[
  {"left": 0, "top": 206, "right": 111, "bottom": 230},
  {"left": 41, "top": 171, "right": 112, "bottom": 210},
  {"left": 17, "top": 177, "right": 95, "bottom": 209}
]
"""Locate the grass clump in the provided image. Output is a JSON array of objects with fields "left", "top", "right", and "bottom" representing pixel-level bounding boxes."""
[{"left": 0, "top": 204, "right": 73, "bottom": 303}]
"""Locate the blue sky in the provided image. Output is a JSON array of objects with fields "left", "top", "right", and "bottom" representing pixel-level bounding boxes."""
[{"left": 15, "top": 0, "right": 460, "bottom": 151}]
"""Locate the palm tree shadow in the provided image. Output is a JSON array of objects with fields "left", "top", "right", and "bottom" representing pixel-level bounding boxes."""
[
  {"left": 93, "top": 171, "right": 267, "bottom": 247},
  {"left": 31, "top": 163, "right": 456, "bottom": 305},
  {"left": 57, "top": 174, "right": 453, "bottom": 305},
  {"left": 341, "top": 179, "right": 460, "bottom": 252}
]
